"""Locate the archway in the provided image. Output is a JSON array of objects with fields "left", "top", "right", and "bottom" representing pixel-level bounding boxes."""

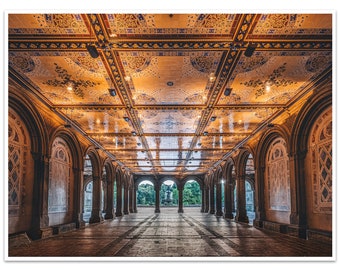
[
  {"left": 161, "top": 180, "right": 178, "bottom": 207},
  {"left": 137, "top": 180, "right": 155, "bottom": 207},
  {"left": 101, "top": 166, "right": 107, "bottom": 218},
  {"left": 245, "top": 154, "right": 255, "bottom": 224},
  {"left": 183, "top": 180, "right": 201, "bottom": 208},
  {"left": 83, "top": 154, "right": 93, "bottom": 223}
]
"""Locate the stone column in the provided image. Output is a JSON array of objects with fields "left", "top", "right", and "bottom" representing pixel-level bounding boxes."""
[
  {"left": 89, "top": 175, "right": 104, "bottom": 223},
  {"left": 104, "top": 175, "right": 115, "bottom": 220},
  {"left": 204, "top": 187, "right": 209, "bottom": 213},
  {"left": 29, "top": 153, "right": 50, "bottom": 240},
  {"left": 215, "top": 180, "right": 223, "bottom": 216},
  {"left": 73, "top": 167, "right": 86, "bottom": 227},
  {"left": 178, "top": 186, "right": 184, "bottom": 213},
  {"left": 290, "top": 151, "right": 308, "bottom": 238},
  {"left": 123, "top": 184, "right": 129, "bottom": 215},
  {"left": 224, "top": 177, "right": 234, "bottom": 219},
  {"left": 209, "top": 185, "right": 215, "bottom": 214},
  {"left": 200, "top": 187, "right": 205, "bottom": 213},
  {"left": 129, "top": 185, "right": 134, "bottom": 213},
  {"left": 154, "top": 182, "right": 160, "bottom": 213},
  {"left": 115, "top": 181, "right": 123, "bottom": 217},
  {"left": 133, "top": 183, "right": 138, "bottom": 213},
  {"left": 235, "top": 174, "right": 249, "bottom": 223},
  {"left": 253, "top": 166, "right": 265, "bottom": 227}
]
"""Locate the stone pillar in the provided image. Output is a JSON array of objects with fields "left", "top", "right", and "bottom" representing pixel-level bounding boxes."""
[
  {"left": 129, "top": 185, "right": 134, "bottom": 213},
  {"left": 178, "top": 186, "right": 184, "bottom": 213},
  {"left": 235, "top": 174, "right": 249, "bottom": 223},
  {"left": 200, "top": 187, "right": 205, "bottom": 213},
  {"left": 29, "top": 153, "right": 50, "bottom": 240},
  {"left": 133, "top": 183, "right": 138, "bottom": 213},
  {"left": 104, "top": 175, "right": 115, "bottom": 220},
  {"left": 123, "top": 184, "right": 129, "bottom": 215},
  {"left": 290, "top": 151, "right": 308, "bottom": 238},
  {"left": 73, "top": 167, "right": 86, "bottom": 228},
  {"left": 215, "top": 180, "right": 223, "bottom": 216},
  {"left": 209, "top": 185, "right": 215, "bottom": 214},
  {"left": 89, "top": 175, "right": 104, "bottom": 223},
  {"left": 154, "top": 182, "right": 160, "bottom": 213},
  {"left": 204, "top": 187, "right": 209, "bottom": 213},
  {"left": 115, "top": 181, "right": 123, "bottom": 217},
  {"left": 224, "top": 177, "right": 234, "bottom": 219},
  {"left": 253, "top": 166, "right": 265, "bottom": 227}
]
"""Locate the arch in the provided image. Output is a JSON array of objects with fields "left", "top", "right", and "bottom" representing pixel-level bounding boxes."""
[
  {"left": 49, "top": 127, "right": 84, "bottom": 226},
  {"left": 48, "top": 136, "right": 72, "bottom": 226},
  {"left": 256, "top": 125, "right": 291, "bottom": 164},
  {"left": 8, "top": 86, "right": 49, "bottom": 156},
  {"left": 82, "top": 147, "right": 103, "bottom": 223},
  {"left": 84, "top": 147, "right": 101, "bottom": 178},
  {"left": 8, "top": 107, "right": 33, "bottom": 234},
  {"left": 135, "top": 176, "right": 156, "bottom": 187},
  {"left": 290, "top": 80, "right": 332, "bottom": 236},
  {"left": 254, "top": 125, "right": 291, "bottom": 221},
  {"left": 291, "top": 81, "right": 332, "bottom": 156},
  {"left": 8, "top": 88, "right": 49, "bottom": 238},
  {"left": 183, "top": 179, "right": 202, "bottom": 207},
  {"left": 305, "top": 107, "right": 332, "bottom": 231},
  {"left": 291, "top": 81, "right": 332, "bottom": 228},
  {"left": 264, "top": 136, "right": 291, "bottom": 223},
  {"left": 158, "top": 176, "right": 180, "bottom": 187},
  {"left": 237, "top": 149, "right": 256, "bottom": 222},
  {"left": 137, "top": 179, "right": 155, "bottom": 207},
  {"left": 182, "top": 175, "right": 203, "bottom": 189},
  {"left": 49, "top": 127, "right": 83, "bottom": 171}
]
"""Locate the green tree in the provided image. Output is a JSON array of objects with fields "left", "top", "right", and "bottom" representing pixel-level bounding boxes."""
[
  {"left": 137, "top": 184, "right": 155, "bottom": 205},
  {"left": 183, "top": 181, "right": 201, "bottom": 206}
]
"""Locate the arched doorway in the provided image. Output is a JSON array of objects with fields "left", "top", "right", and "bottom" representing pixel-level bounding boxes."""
[
  {"left": 137, "top": 180, "right": 155, "bottom": 207},
  {"left": 161, "top": 180, "right": 178, "bottom": 207},
  {"left": 183, "top": 180, "right": 201, "bottom": 208}
]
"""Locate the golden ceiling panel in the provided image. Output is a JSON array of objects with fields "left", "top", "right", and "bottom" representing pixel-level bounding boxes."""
[
  {"left": 8, "top": 13, "right": 332, "bottom": 177},
  {"left": 108, "top": 150, "right": 149, "bottom": 161},
  {"left": 8, "top": 14, "right": 88, "bottom": 35},
  {"left": 9, "top": 51, "right": 122, "bottom": 106},
  {"left": 119, "top": 51, "right": 223, "bottom": 105},
  {"left": 60, "top": 108, "right": 132, "bottom": 133},
  {"left": 251, "top": 14, "right": 332, "bottom": 37},
  {"left": 104, "top": 14, "right": 237, "bottom": 37},
  {"left": 94, "top": 135, "right": 144, "bottom": 151},
  {"left": 206, "top": 109, "right": 278, "bottom": 133},
  {"left": 139, "top": 110, "right": 201, "bottom": 133},
  {"left": 197, "top": 135, "right": 247, "bottom": 150},
  {"left": 218, "top": 51, "right": 332, "bottom": 105}
]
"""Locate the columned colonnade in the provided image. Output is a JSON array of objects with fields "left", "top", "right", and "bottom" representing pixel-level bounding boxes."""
[{"left": 8, "top": 74, "right": 332, "bottom": 241}]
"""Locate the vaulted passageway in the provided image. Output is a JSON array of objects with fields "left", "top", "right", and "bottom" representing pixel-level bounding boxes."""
[{"left": 8, "top": 207, "right": 331, "bottom": 257}]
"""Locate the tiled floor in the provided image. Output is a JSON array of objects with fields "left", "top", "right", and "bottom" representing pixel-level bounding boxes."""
[{"left": 7, "top": 207, "right": 333, "bottom": 259}]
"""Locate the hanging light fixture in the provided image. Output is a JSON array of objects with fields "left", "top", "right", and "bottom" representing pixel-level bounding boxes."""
[
  {"left": 244, "top": 43, "right": 256, "bottom": 57},
  {"left": 108, "top": 88, "right": 116, "bottom": 96},
  {"left": 224, "top": 88, "right": 232, "bottom": 96}
]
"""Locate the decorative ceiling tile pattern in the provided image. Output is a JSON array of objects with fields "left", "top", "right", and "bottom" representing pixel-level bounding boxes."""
[{"left": 8, "top": 13, "right": 332, "bottom": 176}]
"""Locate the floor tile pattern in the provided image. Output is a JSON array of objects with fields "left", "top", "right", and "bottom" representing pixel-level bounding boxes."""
[{"left": 8, "top": 208, "right": 332, "bottom": 258}]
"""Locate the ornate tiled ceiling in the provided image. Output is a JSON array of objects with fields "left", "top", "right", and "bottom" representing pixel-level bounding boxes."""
[{"left": 8, "top": 13, "right": 332, "bottom": 177}]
